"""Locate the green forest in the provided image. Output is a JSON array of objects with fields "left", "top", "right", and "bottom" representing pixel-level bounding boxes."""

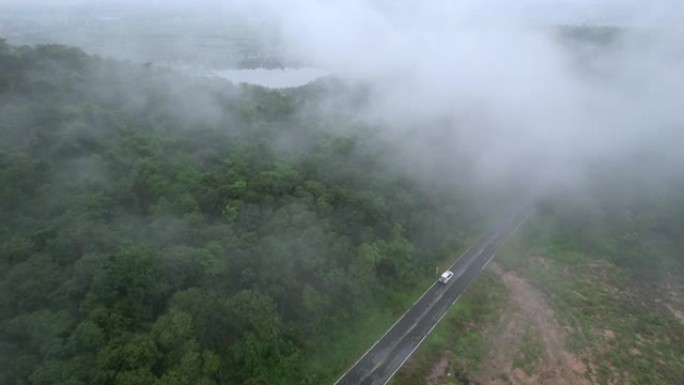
[
  {"left": 0, "top": 40, "right": 481, "bottom": 385},
  {"left": 1, "top": 36, "right": 683, "bottom": 385}
]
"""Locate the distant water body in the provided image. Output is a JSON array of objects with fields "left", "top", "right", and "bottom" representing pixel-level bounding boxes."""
[{"left": 213, "top": 68, "right": 329, "bottom": 89}]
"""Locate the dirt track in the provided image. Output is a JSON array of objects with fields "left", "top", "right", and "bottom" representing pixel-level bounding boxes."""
[{"left": 468, "top": 263, "right": 588, "bottom": 385}]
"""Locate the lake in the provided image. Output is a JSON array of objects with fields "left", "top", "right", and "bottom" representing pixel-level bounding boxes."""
[{"left": 212, "top": 68, "right": 329, "bottom": 89}]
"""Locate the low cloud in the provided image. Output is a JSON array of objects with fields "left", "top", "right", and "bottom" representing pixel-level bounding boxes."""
[
  {"left": 4, "top": 0, "right": 683, "bottom": 195},
  {"left": 227, "top": 1, "right": 683, "bottom": 193}
]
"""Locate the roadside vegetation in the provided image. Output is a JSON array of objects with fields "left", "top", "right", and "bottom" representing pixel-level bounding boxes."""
[
  {"left": 390, "top": 270, "right": 509, "bottom": 385},
  {"left": 390, "top": 167, "right": 684, "bottom": 384}
]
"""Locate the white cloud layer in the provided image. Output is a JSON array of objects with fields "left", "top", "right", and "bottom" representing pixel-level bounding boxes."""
[
  {"left": 233, "top": 1, "right": 684, "bottom": 188},
  {"left": 2, "top": 0, "right": 683, "bottom": 192}
]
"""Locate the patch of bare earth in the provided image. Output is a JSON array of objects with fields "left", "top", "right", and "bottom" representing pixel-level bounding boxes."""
[
  {"left": 629, "top": 270, "right": 684, "bottom": 326},
  {"left": 466, "top": 263, "right": 589, "bottom": 385},
  {"left": 426, "top": 354, "right": 451, "bottom": 385}
]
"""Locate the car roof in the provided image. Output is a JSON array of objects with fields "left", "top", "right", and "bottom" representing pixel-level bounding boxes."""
[{"left": 441, "top": 271, "right": 453, "bottom": 277}]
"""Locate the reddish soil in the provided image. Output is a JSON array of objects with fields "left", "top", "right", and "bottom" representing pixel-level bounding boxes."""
[{"left": 427, "top": 263, "right": 589, "bottom": 385}]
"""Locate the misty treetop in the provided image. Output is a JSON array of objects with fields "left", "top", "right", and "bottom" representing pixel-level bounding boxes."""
[{"left": 0, "top": 39, "right": 474, "bottom": 384}]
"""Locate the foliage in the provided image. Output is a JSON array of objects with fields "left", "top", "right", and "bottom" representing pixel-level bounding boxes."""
[
  {"left": 499, "top": 207, "right": 684, "bottom": 384},
  {"left": 0, "top": 40, "right": 476, "bottom": 384}
]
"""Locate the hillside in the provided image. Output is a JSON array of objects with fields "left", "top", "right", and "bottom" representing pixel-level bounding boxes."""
[
  {"left": 2, "top": 33, "right": 684, "bottom": 385},
  {"left": 0, "top": 40, "right": 479, "bottom": 385},
  {"left": 391, "top": 185, "right": 684, "bottom": 385}
]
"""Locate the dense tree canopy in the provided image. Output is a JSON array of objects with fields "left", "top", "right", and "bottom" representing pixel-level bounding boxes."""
[{"left": 0, "top": 39, "right": 475, "bottom": 384}]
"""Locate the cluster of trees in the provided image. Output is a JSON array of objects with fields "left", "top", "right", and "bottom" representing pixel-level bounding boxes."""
[{"left": 0, "top": 40, "right": 476, "bottom": 384}]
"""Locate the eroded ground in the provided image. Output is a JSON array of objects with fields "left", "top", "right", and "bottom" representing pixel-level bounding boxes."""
[
  {"left": 471, "top": 264, "right": 588, "bottom": 385},
  {"left": 419, "top": 256, "right": 684, "bottom": 385}
]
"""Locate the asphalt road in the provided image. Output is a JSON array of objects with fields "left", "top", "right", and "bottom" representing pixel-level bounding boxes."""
[{"left": 333, "top": 205, "right": 533, "bottom": 385}]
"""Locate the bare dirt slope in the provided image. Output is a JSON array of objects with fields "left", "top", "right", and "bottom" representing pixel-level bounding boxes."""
[
  {"left": 424, "top": 259, "right": 684, "bottom": 385},
  {"left": 467, "top": 263, "right": 588, "bottom": 385}
]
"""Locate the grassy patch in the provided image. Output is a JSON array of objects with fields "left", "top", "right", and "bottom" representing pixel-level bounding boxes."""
[{"left": 498, "top": 221, "right": 684, "bottom": 385}]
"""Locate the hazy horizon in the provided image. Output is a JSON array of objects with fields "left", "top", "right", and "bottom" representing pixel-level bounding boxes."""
[{"left": 3, "top": 0, "right": 682, "bottom": 197}]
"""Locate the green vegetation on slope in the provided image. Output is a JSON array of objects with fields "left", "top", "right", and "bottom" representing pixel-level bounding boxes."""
[
  {"left": 389, "top": 156, "right": 684, "bottom": 384},
  {"left": 497, "top": 205, "right": 684, "bottom": 384},
  {"left": 0, "top": 39, "right": 479, "bottom": 385}
]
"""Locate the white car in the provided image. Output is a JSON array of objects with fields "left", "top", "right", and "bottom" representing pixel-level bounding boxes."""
[{"left": 438, "top": 270, "right": 454, "bottom": 284}]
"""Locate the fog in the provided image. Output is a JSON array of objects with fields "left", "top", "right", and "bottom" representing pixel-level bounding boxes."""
[
  {"left": 3, "top": 0, "right": 684, "bottom": 201},
  {"left": 237, "top": 0, "right": 684, "bottom": 199}
]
